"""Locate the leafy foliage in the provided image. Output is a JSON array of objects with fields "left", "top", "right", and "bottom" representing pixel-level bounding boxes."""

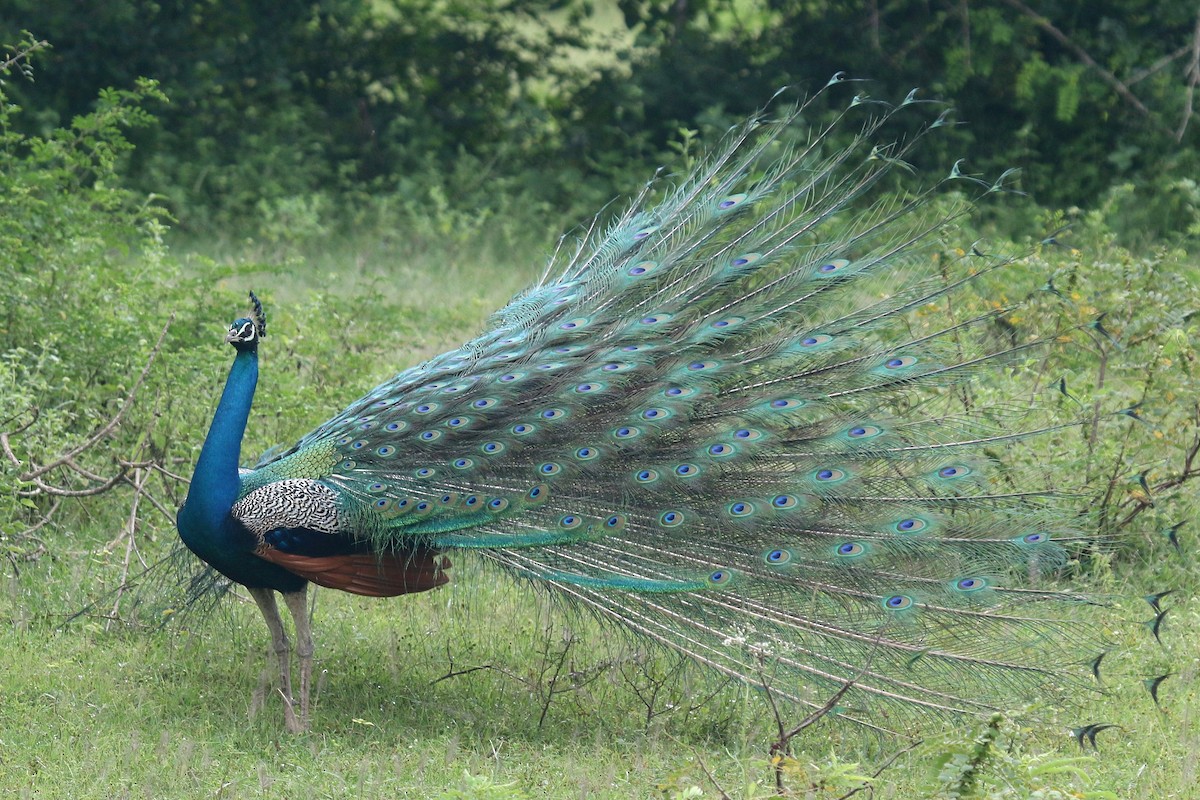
[
  {"left": 929, "top": 714, "right": 1118, "bottom": 800},
  {"left": 1, "top": 1, "right": 589, "bottom": 233},
  {"left": 0, "top": 35, "right": 182, "bottom": 561},
  {"left": 4, "top": 1, "right": 1199, "bottom": 243},
  {"left": 594, "top": 1, "right": 1200, "bottom": 221}
]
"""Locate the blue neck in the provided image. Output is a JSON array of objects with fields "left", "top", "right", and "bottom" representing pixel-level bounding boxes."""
[
  {"left": 177, "top": 345, "right": 306, "bottom": 592},
  {"left": 184, "top": 348, "right": 258, "bottom": 526}
]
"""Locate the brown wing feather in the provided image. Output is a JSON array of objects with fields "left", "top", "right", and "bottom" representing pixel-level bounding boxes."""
[{"left": 257, "top": 549, "right": 451, "bottom": 597}]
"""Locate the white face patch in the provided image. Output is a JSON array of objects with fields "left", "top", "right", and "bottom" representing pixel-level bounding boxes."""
[
  {"left": 232, "top": 479, "right": 341, "bottom": 536},
  {"left": 228, "top": 320, "right": 257, "bottom": 343}
]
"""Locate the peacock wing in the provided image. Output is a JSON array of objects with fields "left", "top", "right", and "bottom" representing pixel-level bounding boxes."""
[{"left": 232, "top": 471, "right": 450, "bottom": 597}]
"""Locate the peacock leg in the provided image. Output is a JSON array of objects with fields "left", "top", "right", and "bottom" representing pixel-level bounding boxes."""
[
  {"left": 282, "top": 586, "right": 313, "bottom": 731},
  {"left": 248, "top": 586, "right": 302, "bottom": 733}
]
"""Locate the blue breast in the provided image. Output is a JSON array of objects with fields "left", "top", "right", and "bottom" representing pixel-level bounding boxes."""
[{"left": 177, "top": 500, "right": 307, "bottom": 592}]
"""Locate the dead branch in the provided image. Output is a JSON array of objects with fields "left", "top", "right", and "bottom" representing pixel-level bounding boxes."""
[
  {"left": 2, "top": 317, "right": 173, "bottom": 512},
  {"left": 18, "top": 471, "right": 128, "bottom": 498},
  {"left": 1114, "top": 411, "right": 1200, "bottom": 531},
  {"left": 755, "top": 647, "right": 876, "bottom": 795},
  {"left": 836, "top": 739, "right": 925, "bottom": 800},
  {"left": 119, "top": 467, "right": 179, "bottom": 523},
  {"left": 12, "top": 498, "right": 61, "bottom": 540},
  {"left": 105, "top": 465, "right": 152, "bottom": 631},
  {"left": 999, "top": 0, "right": 1172, "bottom": 134},
  {"left": 687, "top": 744, "right": 733, "bottom": 800},
  {"left": 1177, "top": 8, "right": 1200, "bottom": 141},
  {"left": 1127, "top": 42, "right": 1194, "bottom": 87},
  {"left": 145, "top": 461, "right": 190, "bottom": 484}
]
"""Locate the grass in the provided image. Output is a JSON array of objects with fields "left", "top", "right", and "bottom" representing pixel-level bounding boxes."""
[
  {"left": 2, "top": 559, "right": 1196, "bottom": 798},
  {"left": 4, "top": 219, "right": 1199, "bottom": 798},
  {"left": 3, "top": 587, "right": 697, "bottom": 799}
]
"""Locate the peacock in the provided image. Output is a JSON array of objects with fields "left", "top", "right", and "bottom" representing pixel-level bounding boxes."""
[{"left": 174, "top": 77, "right": 1149, "bottom": 736}]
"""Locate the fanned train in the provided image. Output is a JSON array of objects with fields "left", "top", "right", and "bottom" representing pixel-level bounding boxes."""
[{"left": 165, "top": 76, "right": 1144, "bottom": 734}]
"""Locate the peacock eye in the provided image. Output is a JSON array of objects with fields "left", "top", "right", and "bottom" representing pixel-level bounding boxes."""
[
  {"left": 895, "top": 517, "right": 926, "bottom": 534},
  {"left": 728, "top": 501, "right": 754, "bottom": 517},
  {"left": 708, "top": 569, "right": 732, "bottom": 585},
  {"left": 716, "top": 193, "right": 747, "bottom": 210},
  {"left": 764, "top": 548, "right": 791, "bottom": 564}
]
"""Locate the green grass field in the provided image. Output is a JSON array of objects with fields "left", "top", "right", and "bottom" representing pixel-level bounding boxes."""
[{"left": 2, "top": 557, "right": 1195, "bottom": 798}]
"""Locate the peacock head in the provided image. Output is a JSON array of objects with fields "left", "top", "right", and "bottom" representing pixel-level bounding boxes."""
[
  {"left": 226, "top": 318, "right": 260, "bottom": 351},
  {"left": 226, "top": 291, "right": 266, "bottom": 353}
]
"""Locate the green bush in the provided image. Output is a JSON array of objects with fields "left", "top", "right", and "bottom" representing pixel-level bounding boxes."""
[
  {"left": 0, "top": 36, "right": 187, "bottom": 562},
  {"left": 1, "top": 2, "right": 592, "bottom": 235}
]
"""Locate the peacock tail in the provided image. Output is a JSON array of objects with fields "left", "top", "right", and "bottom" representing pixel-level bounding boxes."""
[{"left": 169, "top": 77, "right": 1134, "bottom": 733}]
